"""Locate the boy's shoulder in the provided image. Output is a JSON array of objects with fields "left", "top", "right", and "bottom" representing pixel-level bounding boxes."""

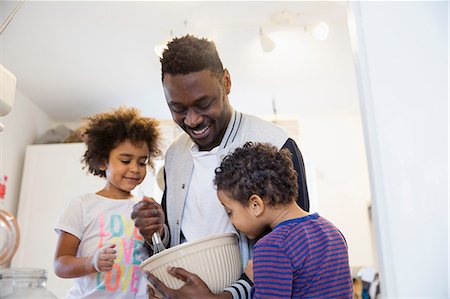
[
  {"left": 255, "top": 219, "right": 305, "bottom": 249},
  {"left": 256, "top": 214, "right": 338, "bottom": 246}
]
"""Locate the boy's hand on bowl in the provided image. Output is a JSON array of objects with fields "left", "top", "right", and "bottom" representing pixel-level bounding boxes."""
[
  {"left": 131, "top": 196, "right": 165, "bottom": 241},
  {"left": 244, "top": 259, "right": 254, "bottom": 282},
  {"left": 146, "top": 267, "right": 231, "bottom": 299}
]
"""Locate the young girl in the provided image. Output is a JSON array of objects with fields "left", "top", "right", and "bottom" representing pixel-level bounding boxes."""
[
  {"left": 214, "top": 142, "right": 353, "bottom": 299},
  {"left": 54, "top": 107, "right": 162, "bottom": 298}
]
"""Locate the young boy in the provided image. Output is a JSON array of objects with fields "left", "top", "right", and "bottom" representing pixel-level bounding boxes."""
[{"left": 214, "top": 142, "right": 353, "bottom": 298}]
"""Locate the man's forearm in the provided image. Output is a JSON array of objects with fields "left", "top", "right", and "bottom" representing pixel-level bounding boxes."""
[{"left": 215, "top": 291, "right": 233, "bottom": 299}]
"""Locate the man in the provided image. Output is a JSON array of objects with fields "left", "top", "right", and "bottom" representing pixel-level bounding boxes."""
[{"left": 131, "top": 35, "right": 309, "bottom": 299}]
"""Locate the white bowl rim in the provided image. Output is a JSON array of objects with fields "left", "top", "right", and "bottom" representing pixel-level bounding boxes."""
[{"left": 140, "top": 232, "right": 239, "bottom": 269}]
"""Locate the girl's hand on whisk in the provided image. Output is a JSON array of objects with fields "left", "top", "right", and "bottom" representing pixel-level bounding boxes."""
[{"left": 131, "top": 196, "right": 165, "bottom": 242}]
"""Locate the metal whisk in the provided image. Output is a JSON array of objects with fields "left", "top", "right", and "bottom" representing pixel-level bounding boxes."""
[
  {"left": 137, "top": 189, "right": 166, "bottom": 255},
  {"left": 151, "top": 231, "right": 166, "bottom": 255}
]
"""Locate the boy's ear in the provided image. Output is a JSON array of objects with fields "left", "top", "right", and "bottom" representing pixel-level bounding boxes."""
[{"left": 249, "top": 194, "right": 265, "bottom": 217}]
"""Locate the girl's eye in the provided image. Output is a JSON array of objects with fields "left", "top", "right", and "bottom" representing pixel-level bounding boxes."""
[
  {"left": 139, "top": 162, "right": 147, "bottom": 166},
  {"left": 121, "top": 160, "right": 131, "bottom": 164}
]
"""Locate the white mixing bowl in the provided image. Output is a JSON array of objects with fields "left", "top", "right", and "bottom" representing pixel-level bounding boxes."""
[{"left": 140, "top": 233, "right": 242, "bottom": 294}]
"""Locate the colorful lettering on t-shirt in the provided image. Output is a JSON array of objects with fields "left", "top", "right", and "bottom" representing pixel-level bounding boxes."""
[{"left": 96, "top": 213, "right": 146, "bottom": 293}]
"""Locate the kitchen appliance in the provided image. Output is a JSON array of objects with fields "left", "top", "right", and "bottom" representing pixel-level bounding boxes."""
[
  {"left": 0, "top": 268, "right": 57, "bottom": 299},
  {"left": 0, "top": 208, "right": 19, "bottom": 268},
  {"left": 0, "top": 207, "right": 57, "bottom": 298}
]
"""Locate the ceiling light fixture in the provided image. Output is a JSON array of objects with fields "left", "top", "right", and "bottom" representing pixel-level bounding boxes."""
[
  {"left": 154, "top": 43, "right": 168, "bottom": 59},
  {"left": 312, "top": 22, "right": 329, "bottom": 41},
  {"left": 259, "top": 27, "right": 275, "bottom": 52},
  {"left": 154, "top": 30, "right": 173, "bottom": 59}
]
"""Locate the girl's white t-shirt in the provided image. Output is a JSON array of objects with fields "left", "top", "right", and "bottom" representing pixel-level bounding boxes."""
[{"left": 55, "top": 194, "right": 149, "bottom": 299}]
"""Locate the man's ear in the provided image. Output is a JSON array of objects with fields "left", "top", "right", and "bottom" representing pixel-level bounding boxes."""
[
  {"left": 223, "top": 69, "right": 231, "bottom": 95},
  {"left": 249, "top": 194, "right": 265, "bottom": 217}
]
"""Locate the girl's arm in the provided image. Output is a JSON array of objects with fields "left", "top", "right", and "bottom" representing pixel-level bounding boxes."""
[{"left": 54, "top": 231, "right": 96, "bottom": 278}]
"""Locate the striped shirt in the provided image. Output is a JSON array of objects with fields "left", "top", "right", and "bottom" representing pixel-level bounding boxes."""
[{"left": 251, "top": 213, "right": 353, "bottom": 299}]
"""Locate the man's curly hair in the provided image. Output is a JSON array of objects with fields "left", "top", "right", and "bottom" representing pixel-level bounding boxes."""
[
  {"left": 214, "top": 142, "right": 299, "bottom": 207},
  {"left": 160, "top": 34, "right": 224, "bottom": 80},
  {"left": 81, "top": 106, "right": 161, "bottom": 178}
]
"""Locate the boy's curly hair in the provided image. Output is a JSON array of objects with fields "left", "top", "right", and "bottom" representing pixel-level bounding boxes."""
[
  {"left": 214, "top": 142, "right": 298, "bottom": 206},
  {"left": 81, "top": 106, "right": 161, "bottom": 178},
  {"left": 160, "top": 34, "right": 224, "bottom": 80}
]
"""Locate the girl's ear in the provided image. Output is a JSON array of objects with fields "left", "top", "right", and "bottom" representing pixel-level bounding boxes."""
[
  {"left": 99, "top": 161, "right": 107, "bottom": 171},
  {"left": 248, "top": 194, "right": 265, "bottom": 217}
]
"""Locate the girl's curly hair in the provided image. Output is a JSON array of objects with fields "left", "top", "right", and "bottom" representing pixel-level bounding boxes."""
[
  {"left": 81, "top": 106, "right": 161, "bottom": 178},
  {"left": 214, "top": 142, "right": 298, "bottom": 206}
]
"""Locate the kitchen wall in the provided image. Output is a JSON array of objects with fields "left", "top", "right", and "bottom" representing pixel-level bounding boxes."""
[
  {"left": 0, "top": 89, "right": 54, "bottom": 215},
  {"left": 349, "top": 1, "right": 448, "bottom": 297}
]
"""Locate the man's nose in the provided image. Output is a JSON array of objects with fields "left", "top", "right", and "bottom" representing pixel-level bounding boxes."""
[{"left": 184, "top": 109, "right": 202, "bottom": 128}]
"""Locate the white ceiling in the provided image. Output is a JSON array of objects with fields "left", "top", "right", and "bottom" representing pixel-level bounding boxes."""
[{"left": 0, "top": 1, "right": 359, "bottom": 122}]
